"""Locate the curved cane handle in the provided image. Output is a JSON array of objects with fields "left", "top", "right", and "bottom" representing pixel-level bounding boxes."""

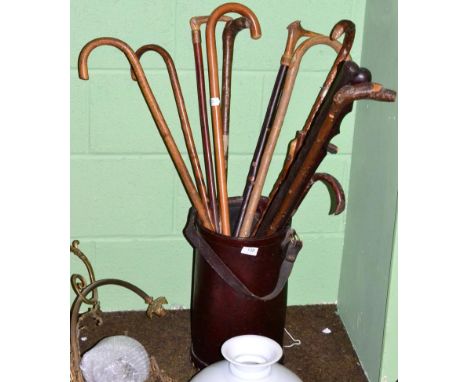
[
  {"left": 130, "top": 44, "right": 212, "bottom": 226},
  {"left": 311, "top": 173, "right": 346, "bottom": 215},
  {"left": 205, "top": 2, "right": 262, "bottom": 235},
  {"left": 78, "top": 37, "right": 214, "bottom": 231}
]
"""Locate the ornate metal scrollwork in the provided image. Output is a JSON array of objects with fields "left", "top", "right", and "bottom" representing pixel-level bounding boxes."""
[{"left": 69, "top": 241, "right": 169, "bottom": 382}]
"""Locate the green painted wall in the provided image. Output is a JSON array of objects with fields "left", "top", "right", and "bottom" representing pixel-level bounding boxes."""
[
  {"left": 70, "top": 0, "right": 368, "bottom": 310},
  {"left": 380, "top": 219, "right": 397, "bottom": 382},
  {"left": 337, "top": 0, "right": 397, "bottom": 381}
]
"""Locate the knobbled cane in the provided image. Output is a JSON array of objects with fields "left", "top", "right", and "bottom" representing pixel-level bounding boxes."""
[
  {"left": 78, "top": 38, "right": 214, "bottom": 230},
  {"left": 237, "top": 30, "right": 348, "bottom": 237},
  {"left": 256, "top": 82, "right": 396, "bottom": 236},
  {"left": 254, "top": 61, "right": 370, "bottom": 235},
  {"left": 190, "top": 15, "right": 232, "bottom": 232},
  {"left": 221, "top": 17, "right": 250, "bottom": 180},
  {"left": 131, "top": 44, "right": 213, "bottom": 228},
  {"left": 233, "top": 20, "right": 322, "bottom": 237},
  {"left": 205, "top": 2, "right": 262, "bottom": 235},
  {"left": 265, "top": 20, "right": 357, "bottom": 214}
]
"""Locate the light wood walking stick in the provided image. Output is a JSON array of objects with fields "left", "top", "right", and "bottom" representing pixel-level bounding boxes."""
[
  {"left": 205, "top": 2, "right": 262, "bottom": 235},
  {"left": 190, "top": 15, "right": 232, "bottom": 232},
  {"left": 237, "top": 33, "right": 345, "bottom": 237},
  {"left": 131, "top": 44, "right": 213, "bottom": 228},
  {"left": 78, "top": 37, "right": 214, "bottom": 230},
  {"left": 233, "top": 21, "right": 321, "bottom": 236}
]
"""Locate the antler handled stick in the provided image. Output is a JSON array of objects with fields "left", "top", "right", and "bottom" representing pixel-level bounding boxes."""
[
  {"left": 205, "top": 2, "right": 262, "bottom": 235},
  {"left": 131, "top": 44, "right": 213, "bottom": 228},
  {"left": 221, "top": 17, "right": 251, "bottom": 179},
  {"left": 237, "top": 33, "right": 346, "bottom": 237},
  {"left": 256, "top": 82, "right": 396, "bottom": 236},
  {"left": 78, "top": 38, "right": 214, "bottom": 230},
  {"left": 190, "top": 15, "right": 232, "bottom": 232},
  {"left": 233, "top": 21, "right": 322, "bottom": 237}
]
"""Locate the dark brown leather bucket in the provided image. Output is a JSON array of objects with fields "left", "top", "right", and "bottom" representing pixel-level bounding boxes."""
[{"left": 183, "top": 197, "right": 302, "bottom": 368}]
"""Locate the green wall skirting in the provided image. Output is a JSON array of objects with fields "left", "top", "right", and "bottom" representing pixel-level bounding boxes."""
[{"left": 337, "top": 0, "right": 397, "bottom": 381}]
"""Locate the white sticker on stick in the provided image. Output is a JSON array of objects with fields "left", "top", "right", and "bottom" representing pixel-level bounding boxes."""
[
  {"left": 210, "top": 97, "right": 221, "bottom": 106},
  {"left": 241, "top": 246, "right": 258, "bottom": 256}
]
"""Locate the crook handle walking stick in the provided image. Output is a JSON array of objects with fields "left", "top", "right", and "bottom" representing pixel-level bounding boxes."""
[
  {"left": 205, "top": 2, "right": 262, "bottom": 235},
  {"left": 237, "top": 34, "right": 344, "bottom": 237},
  {"left": 190, "top": 15, "right": 232, "bottom": 232},
  {"left": 233, "top": 21, "right": 320, "bottom": 237},
  {"left": 221, "top": 17, "right": 250, "bottom": 179},
  {"left": 78, "top": 37, "right": 214, "bottom": 230},
  {"left": 257, "top": 81, "right": 396, "bottom": 236},
  {"left": 131, "top": 44, "right": 213, "bottom": 228}
]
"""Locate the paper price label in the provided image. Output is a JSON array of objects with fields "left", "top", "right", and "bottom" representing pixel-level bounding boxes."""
[{"left": 241, "top": 246, "right": 258, "bottom": 256}]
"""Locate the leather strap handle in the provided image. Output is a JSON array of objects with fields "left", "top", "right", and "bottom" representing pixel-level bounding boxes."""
[{"left": 183, "top": 210, "right": 302, "bottom": 301}]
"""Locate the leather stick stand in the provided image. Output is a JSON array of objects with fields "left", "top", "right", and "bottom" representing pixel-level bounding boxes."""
[{"left": 184, "top": 197, "right": 303, "bottom": 368}]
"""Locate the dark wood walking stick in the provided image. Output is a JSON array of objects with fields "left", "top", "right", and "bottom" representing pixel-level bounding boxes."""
[
  {"left": 233, "top": 21, "right": 321, "bottom": 237},
  {"left": 255, "top": 61, "right": 367, "bottom": 235},
  {"left": 237, "top": 33, "right": 344, "bottom": 237},
  {"left": 256, "top": 20, "right": 357, "bottom": 233},
  {"left": 301, "top": 172, "right": 346, "bottom": 216},
  {"left": 205, "top": 2, "right": 262, "bottom": 235},
  {"left": 256, "top": 81, "right": 396, "bottom": 236},
  {"left": 78, "top": 38, "right": 214, "bottom": 231},
  {"left": 221, "top": 17, "right": 250, "bottom": 179},
  {"left": 264, "top": 65, "right": 369, "bottom": 228},
  {"left": 131, "top": 44, "right": 213, "bottom": 228},
  {"left": 190, "top": 15, "right": 232, "bottom": 232},
  {"left": 301, "top": 20, "right": 356, "bottom": 135}
]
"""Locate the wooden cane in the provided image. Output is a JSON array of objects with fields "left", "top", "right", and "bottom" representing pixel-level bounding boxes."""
[
  {"left": 261, "top": 21, "right": 356, "bottom": 226},
  {"left": 205, "top": 2, "right": 262, "bottom": 235},
  {"left": 301, "top": 20, "right": 356, "bottom": 134},
  {"left": 78, "top": 37, "right": 214, "bottom": 230},
  {"left": 131, "top": 44, "right": 213, "bottom": 228},
  {"left": 190, "top": 15, "right": 232, "bottom": 232},
  {"left": 221, "top": 17, "right": 250, "bottom": 179},
  {"left": 254, "top": 61, "right": 362, "bottom": 235},
  {"left": 256, "top": 82, "right": 396, "bottom": 236},
  {"left": 233, "top": 21, "right": 320, "bottom": 236},
  {"left": 298, "top": 172, "right": 347, "bottom": 216},
  {"left": 237, "top": 34, "right": 345, "bottom": 237}
]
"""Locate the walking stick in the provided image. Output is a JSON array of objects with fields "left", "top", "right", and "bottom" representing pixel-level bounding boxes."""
[
  {"left": 78, "top": 38, "right": 214, "bottom": 230},
  {"left": 233, "top": 21, "right": 321, "bottom": 237},
  {"left": 190, "top": 15, "right": 232, "bottom": 232},
  {"left": 221, "top": 17, "right": 250, "bottom": 179},
  {"left": 205, "top": 2, "right": 262, "bottom": 235},
  {"left": 256, "top": 82, "right": 396, "bottom": 236},
  {"left": 301, "top": 172, "right": 346, "bottom": 215},
  {"left": 237, "top": 34, "right": 344, "bottom": 237},
  {"left": 301, "top": 20, "right": 356, "bottom": 135},
  {"left": 255, "top": 61, "right": 366, "bottom": 235},
  {"left": 131, "top": 44, "right": 212, "bottom": 228},
  {"left": 256, "top": 64, "right": 372, "bottom": 236},
  {"left": 252, "top": 21, "right": 357, "bottom": 236}
]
